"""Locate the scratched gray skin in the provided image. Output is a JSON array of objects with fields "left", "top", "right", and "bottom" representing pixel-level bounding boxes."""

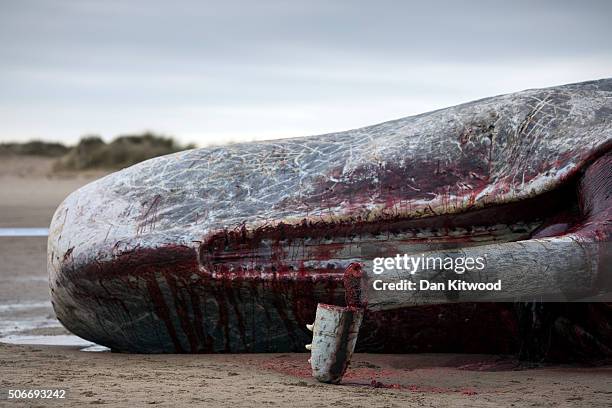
[{"left": 48, "top": 79, "right": 612, "bottom": 353}]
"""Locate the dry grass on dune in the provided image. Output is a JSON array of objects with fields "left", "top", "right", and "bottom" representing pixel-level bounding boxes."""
[
  {"left": 54, "top": 133, "right": 195, "bottom": 171},
  {"left": 1, "top": 133, "right": 195, "bottom": 172}
]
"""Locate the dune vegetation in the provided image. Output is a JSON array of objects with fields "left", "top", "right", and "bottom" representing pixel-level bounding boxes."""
[
  {"left": 0, "top": 140, "right": 70, "bottom": 157},
  {"left": 1, "top": 133, "right": 195, "bottom": 171}
]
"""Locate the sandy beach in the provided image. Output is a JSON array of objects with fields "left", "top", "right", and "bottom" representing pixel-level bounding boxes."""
[
  {"left": 0, "top": 156, "right": 107, "bottom": 228},
  {"left": 1, "top": 157, "right": 611, "bottom": 407}
]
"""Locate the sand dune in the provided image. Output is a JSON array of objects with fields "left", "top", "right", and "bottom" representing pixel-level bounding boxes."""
[{"left": 0, "top": 156, "right": 107, "bottom": 227}]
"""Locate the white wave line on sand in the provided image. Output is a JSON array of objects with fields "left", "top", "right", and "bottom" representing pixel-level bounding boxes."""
[
  {"left": 0, "top": 228, "right": 49, "bottom": 237},
  {"left": 0, "top": 301, "right": 52, "bottom": 312}
]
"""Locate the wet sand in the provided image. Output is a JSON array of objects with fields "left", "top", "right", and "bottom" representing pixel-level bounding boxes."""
[
  {"left": 1, "top": 157, "right": 611, "bottom": 407},
  {"left": 3, "top": 342, "right": 611, "bottom": 407}
]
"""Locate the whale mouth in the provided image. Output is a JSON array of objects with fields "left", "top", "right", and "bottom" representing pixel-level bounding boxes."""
[{"left": 198, "top": 173, "right": 581, "bottom": 279}]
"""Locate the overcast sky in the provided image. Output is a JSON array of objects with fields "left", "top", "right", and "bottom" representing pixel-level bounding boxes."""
[{"left": 1, "top": 0, "right": 611, "bottom": 146}]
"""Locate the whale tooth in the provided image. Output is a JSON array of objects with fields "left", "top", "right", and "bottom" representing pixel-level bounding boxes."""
[
  {"left": 306, "top": 324, "right": 314, "bottom": 331},
  {"left": 305, "top": 344, "right": 312, "bottom": 350}
]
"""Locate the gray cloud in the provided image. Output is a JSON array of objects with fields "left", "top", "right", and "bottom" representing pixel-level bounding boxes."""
[{"left": 1, "top": 0, "right": 611, "bottom": 144}]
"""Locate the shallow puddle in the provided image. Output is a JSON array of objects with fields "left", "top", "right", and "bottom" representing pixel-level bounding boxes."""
[
  {"left": 0, "top": 334, "right": 110, "bottom": 351},
  {"left": 0, "top": 300, "right": 108, "bottom": 352}
]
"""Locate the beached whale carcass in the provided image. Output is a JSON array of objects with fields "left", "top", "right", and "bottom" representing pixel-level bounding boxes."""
[{"left": 48, "top": 79, "right": 611, "bottom": 357}]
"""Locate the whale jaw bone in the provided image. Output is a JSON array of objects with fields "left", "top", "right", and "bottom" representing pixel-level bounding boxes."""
[{"left": 307, "top": 304, "right": 364, "bottom": 384}]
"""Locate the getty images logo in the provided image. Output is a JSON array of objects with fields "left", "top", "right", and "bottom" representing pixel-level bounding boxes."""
[{"left": 372, "top": 253, "right": 487, "bottom": 275}]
